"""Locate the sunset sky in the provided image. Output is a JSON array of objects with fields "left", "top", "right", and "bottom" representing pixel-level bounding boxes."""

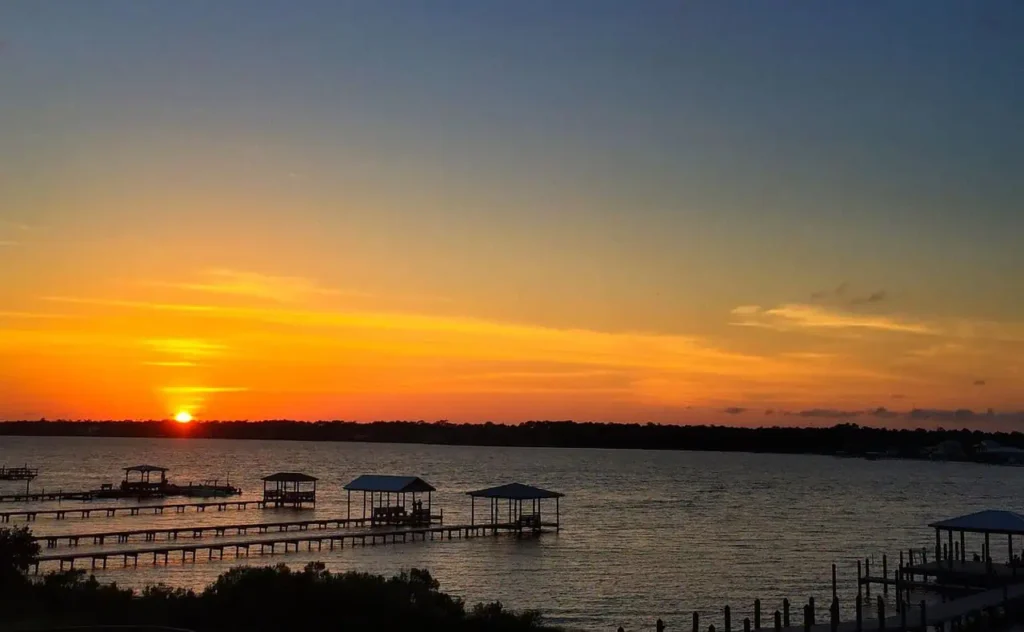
[{"left": 1, "top": 2, "right": 1022, "bottom": 426}]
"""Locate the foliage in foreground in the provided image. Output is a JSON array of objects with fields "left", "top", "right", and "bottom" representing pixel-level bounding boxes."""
[{"left": 0, "top": 527, "right": 556, "bottom": 631}]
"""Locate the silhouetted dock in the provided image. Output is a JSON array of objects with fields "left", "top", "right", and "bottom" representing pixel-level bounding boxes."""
[
  {"left": 32, "top": 521, "right": 558, "bottom": 572},
  {"left": 35, "top": 515, "right": 379, "bottom": 547},
  {"left": 0, "top": 499, "right": 269, "bottom": 523},
  {"left": 0, "top": 465, "right": 38, "bottom": 481},
  {"left": 0, "top": 489, "right": 96, "bottom": 503}
]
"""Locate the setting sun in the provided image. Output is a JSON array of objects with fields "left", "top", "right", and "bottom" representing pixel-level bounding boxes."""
[{"left": 174, "top": 411, "right": 193, "bottom": 424}]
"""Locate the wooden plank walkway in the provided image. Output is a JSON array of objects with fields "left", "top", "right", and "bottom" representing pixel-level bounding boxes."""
[
  {"left": 0, "top": 499, "right": 268, "bottom": 523},
  {"left": 32, "top": 522, "right": 557, "bottom": 572},
  {"left": 35, "top": 516, "right": 376, "bottom": 547},
  {"left": 0, "top": 489, "right": 95, "bottom": 503}
]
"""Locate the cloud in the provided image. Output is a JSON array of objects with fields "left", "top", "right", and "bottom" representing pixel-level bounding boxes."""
[
  {"left": 810, "top": 283, "right": 888, "bottom": 308},
  {"left": 974, "top": 380, "right": 987, "bottom": 387},
  {"left": 849, "top": 290, "right": 888, "bottom": 306},
  {"left": 723, "top": 407, "right": 747, "bottom": 415},
  {"left": 792, "top": 408, "right": 861, "bottom": 419},
  {"left": 162, "top": 269, "right": 371, "bottom": 304},
  {"left": 0, "top": 311, "right": 71, "bottom": 319},
  {"left": 731, "top": 305, "right": 762, "bottom": 315},
  {"left": 144, "top": 339, "right": 226, "bottom": 358},
  {"left": 144, "top": 361, "right": 201, "bottom": 368},
  {"left": 160, "top": 386, "right": 248, "bottom": 395},
  {"left": 0, "top": 240, "right": 17, "bottom": 247},
  {"left": 731, "top": 303, "right": 937, "bottom": 335}
]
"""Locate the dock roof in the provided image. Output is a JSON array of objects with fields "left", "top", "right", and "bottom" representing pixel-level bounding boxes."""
[
  {"left": 930, "top": 510, "right": 1024, "bottom": 535},
  {"left": 466, "top": 483, "right": 563, "bottom": 500},
  {"left": 343, "top": 475, "right": 435, "bottom": 493},
  {"left": 123, "top": 464, "right": 168, "bottom": 473},
  {"left": 262, "top": 472, "right": 318, "bottom": 482}
]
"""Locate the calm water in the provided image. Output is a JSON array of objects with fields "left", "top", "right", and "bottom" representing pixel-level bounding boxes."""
[{"left": 1, "top": 436, "right": 1020, "bottom": 631}]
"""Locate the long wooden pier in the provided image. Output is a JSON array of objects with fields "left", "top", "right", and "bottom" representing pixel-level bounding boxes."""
[
  {"left": 32, "top": 522, "right": 558, "bottom": 572},
  {"left": 0, "top": 489, "right": 97, "bottom": 503},
  {"left": 35, "top": 515, "right": 376, "bottom": 548},
  {"left": 0, "top": 499, "right": 268, "bottom": 523}
]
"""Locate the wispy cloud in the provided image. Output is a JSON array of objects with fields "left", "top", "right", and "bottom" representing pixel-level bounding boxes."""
[
  {"left": 849, "top": 290, "right": 888, "bottom": 306},
  {"left": 144, "top": 339, "right": 226, "bottom": 358},
  {"left": 0, "top": 311, "right": 71, "bottom": 319},
  {"left": 161, "top": 386, "right": 248, "bottom": 395},
  {"left": 811, "top": 283, "right": 889, "bottom": 308},
  {"left": 144, "top": 361, "right": 201, "bottom": 368},
  {"left": 731, "top": 304, "right": 936, "bottom": 335},
  {"left": 0, "top": 240, "right": 17, "bottom": 247},
  {"left": 162, "top": 269, "right": 370, "bottom": 304}
]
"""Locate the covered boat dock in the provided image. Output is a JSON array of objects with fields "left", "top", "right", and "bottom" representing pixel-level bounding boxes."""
[
  {"left": 467, "top": 483, "right": 561, "bottom": 533},
  {"left": 122, "top": 464, "right": 169, "bottom": 495},
  {"left": 344, "top": 475, "right": 440, "bottom": 526},
  {"left": 262, "top": 472, "right": 317, "bottom": 508}
]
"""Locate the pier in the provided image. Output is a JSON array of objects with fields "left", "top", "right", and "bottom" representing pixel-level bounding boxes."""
[
  {"left": 0, "top": 489, "right": 96, "bottom": 503},
  {"left": 35, "top": 515, "right": 378, "bottom": 547},
  {"left": 0, "top": 465, "right": 38, "bottom": 481},
  {"left": 32, "top": 521, "right": 557, "bottom": 573},
  {"left": 0, "top": 499, "right": 268, "bottom": 522}
]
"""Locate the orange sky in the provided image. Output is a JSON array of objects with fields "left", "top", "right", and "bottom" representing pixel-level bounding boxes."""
[
  {"left": 0, "top": 266, "right": 1020, "bottom": 425},
  {"left": 1, "top": 3, "right": 1022, "bottom": 426}
]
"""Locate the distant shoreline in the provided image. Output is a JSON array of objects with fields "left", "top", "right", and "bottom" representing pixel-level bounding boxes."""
[{"left": 1, "top": 420, "right": 1022, "bottom": 465}]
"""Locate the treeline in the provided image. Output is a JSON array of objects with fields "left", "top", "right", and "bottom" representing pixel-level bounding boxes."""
[
  {"left": 0, "top": 526, "right": 555, "bottom": 631},
  {"left": 1, "top": 419, "right": 1020, "bottom": 456}
]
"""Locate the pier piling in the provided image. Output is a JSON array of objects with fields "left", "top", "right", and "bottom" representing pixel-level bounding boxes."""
[
  {"left": 775, "top": 610, "right": 781, "bottom": 632},
  {"left": 877, "top": 596, "right": 885, "bottom": 631},
  {"left": 755, "top": 599, "right": 762, "bottom": 630},
  {"left": 725, "top": 605, "right": 732, "bottom": 632},
  {"left": 784, "top": 599, "right": 790, "bottom": 627},
  {"left": 693, "top": 611, "right": 699, "bottom": 632},
  {"left": 883, "top": 556, "right": 888, "bottom": 596},
  {"left": 744, "top": 617, "right": 751, "bottom": 632},
  {"left": 856, "top": 594, "right": 863, "bottom": 632},
  {"left": 833, "top": 564, "right": 838, "bottom": 598}
]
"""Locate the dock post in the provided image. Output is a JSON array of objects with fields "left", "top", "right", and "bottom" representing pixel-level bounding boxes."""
[
  {"left": 859, "top": 560, "right": 863, "bottom": 596},
  {"left": 710, "top": 626, "right": 715, "bottom": 632},
  {"left": 809, "top": 597, "right": 815, "bottom": 625},
  {"left": 775, "top": 611, "right": 781, "bottom": 632},
  {"left": 831, "top": 598, "right": 840, "bottom": 632},
  {"left": 877, "top": 596, "right": 885, "bottom": 631},
  {"left": 803, "top": 604, "right": 811, "bottom": 632},
  {"left": 745, "top": 618, "right": 751, "bottom": 632},
  {"left": 900, "top": 601, "right": 907, "bottom": 632},
  {"left": 866, "top": 559, "right": 872, "bottom": 598},
  {"left": 896, "top": 569, "right": 903, "bottom": 613},
  {"left": 784, "top": 599, "right": 791, "bottom": 627},
  {"left": 694, "top": 611, "right": 700, "bottom": 632},
  {"left": 833, "top": 564, "right": 838, "bottom": 598},
  {"left": 883, "top": 556, "right": 888, "bottom": 596},
  {"left": 919, "top": 601, "right": 926, "bottom": 632},
  {"left": 725, "top": 605, "right": 732, "bottom": 632},
  {"left": 856, "top": 594, "right": 863, "bottom": 632},
  {"left": 756, "top": 599, "right": 762, "bottom": 630}
]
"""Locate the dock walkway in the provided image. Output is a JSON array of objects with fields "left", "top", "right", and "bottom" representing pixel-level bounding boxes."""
[
  {"left": 1, "top": 499, "right": 267, "bottom": 523},
  {"left": 35, "top": 515, "right": 375, "bottom": 547},
  {"left": 0, "top": 489, "right": 95, "bottom": 503},
  {"left": 33, "top": 521, "right": 557, "bottom": 572}
]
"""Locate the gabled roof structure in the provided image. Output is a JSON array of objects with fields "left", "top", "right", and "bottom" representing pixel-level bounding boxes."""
[
  {"left": 124, "top": 465, "right": 169, "bottom": 473},
  {"left": 262, "top": 472, "right": 318, "bottom": 483},
  {"left": 344, "top": 475, "right": 435, "bottom": 493},
  {"left": 466, "top": 482, "right": 563, "bottom": 500},
  {"left": 929, "top": 510, "right": 1024, "bottom": 535}
]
